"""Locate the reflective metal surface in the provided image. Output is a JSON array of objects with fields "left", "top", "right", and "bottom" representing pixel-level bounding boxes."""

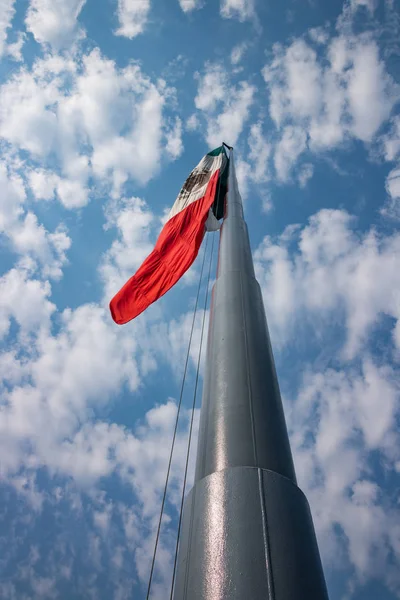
[
  {"left": 174, "top": 467, "right": 329, "bottom": 600},
  {"left": 195, "top": 152, "right": 295, "bottom": 484},
  {"left": 173, "top": 152, "right": 328, "bottom": 600}
]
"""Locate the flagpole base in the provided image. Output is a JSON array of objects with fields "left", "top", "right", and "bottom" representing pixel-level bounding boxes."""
[{"left": 173, "top": 466, "right": 329, "bottom": 600}]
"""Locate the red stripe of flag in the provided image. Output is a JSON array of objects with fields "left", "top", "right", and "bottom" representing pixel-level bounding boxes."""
[{"left": 110, "top": 168, "right": 221, "bottom": 324}]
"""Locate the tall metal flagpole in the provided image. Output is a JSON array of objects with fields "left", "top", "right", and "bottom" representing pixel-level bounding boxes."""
[{"left": 172, "top": 150, "right": 329, "bottom": 600}]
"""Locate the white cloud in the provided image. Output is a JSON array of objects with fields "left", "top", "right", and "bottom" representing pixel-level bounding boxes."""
[
  {"left": 0, "top": 49, "right": 180, "bottom": 207},
  {"left": 386, "top": 167, "right": 400, "bottom": 201},
  {"left": 248, "top": 121, "right": 271, "bottom": 183},
  {"left": 100, "top": 196, "right": 155, "bottom": 301},
  {"left": 347, "top": 41, "right": 397, "bottom": 142},
  {"left": 0, "top": 297, "right": 195, "bottom": 520},
  {"left": 178, "top": 0, "right": 203, "bottom": 12},
  {"left": 262, "top": 31, "right": 400, "bottom": 176},
  {"left": 290, "top": 358, "right": 400, "bottom": 587},
  {"left": 381, "top": 115, "right": 400, "bottom": 162},
  {"left": 25, "top": 0, "right": 87, "bottom": 49},
  {"left": 115, "top": 0, "right": 150, "bottom": 39},
  {"left": 0, "top": 63, "right": 60, "bottom": 157},
  {"left": 186, "top": 113, "right": 199, "bottom": 131},
  {"left": 11, "top": 213, "right": 71, "bottom": 280},
  {"left": 194, "top": 63, "right": 255, "bottom": 148},
  {"left": 298, "top": 162, "right": 314, "bottom": 188},
  {"left": 55, "top": 177, "right": 89, "bottom": 209},
  {"left": 230, "top": 42, "right": 248, "bottom": 65},
  {"left": 308, "top": 26, "right": 329, "bottom": 45},
  {"left": 276, "top": 39, "right": 322, "bottom": 122},
  {"left": 233, "top": 122, "right": 271, "bottom": 203},
  {"left": 235, "top": 158, "right": 251, "bottom": 200},
  {"left": 0, "top": 163, "right": 71, "bottom": 279},
  {"left": 254, "top": 208, "right": 400, "bottom": 357},
  {"left": 5, "top": 31, "right": 25, "bottom": 61},
  {"left": 383, "top": 166, "right": 400, "bottom": 219},
  {"left": 274, "top": 126, "right": 307, "bottom": 181},
  {"left": 0, "top": 300, "right": 141, "bottom": 476},
  {"left": 79, "top": 51, "right": 168, "bottom": 190},
  {"left": 194, "top": 63, "right": 227, "bottom": 112},
  {"left": 29, "top": 168, "right": 88, "bottom": 210},
  {"left": 165, "top": 117, "right": 183, "bottom": 160},
  {"left": 0, "top": 162, "right": 25, "bottom": 231},
  {"left": 0, "top": 0, "right": 16, "bottom": 58},
  {"left": 220, "top": 0, "right": 256, "bottom": 22},
  {"left": 261, "top": 192, "right": 273, "bottom": 214},
  {"left": 148, "top": 307, "right": 209, "bottom": 378},
  {"left": 350, "top": 0, "right": 377, "bottom": 13},
  {"left": 206, "top": 82, "right": 255, "bottom": 147},
  {"left": 0, "top": 267, "right": 55, "bottom": 341},
  {"left": 0, "top": 166, "right": 197, "bottom": 493}
]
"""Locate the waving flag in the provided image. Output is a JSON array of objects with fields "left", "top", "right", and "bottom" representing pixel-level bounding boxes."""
[{"left": 110, "top": 146, "right": 229, "bottom": 324}]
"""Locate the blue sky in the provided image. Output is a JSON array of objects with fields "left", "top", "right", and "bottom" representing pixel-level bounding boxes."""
[{"left": 0, "top": 0, "right": 399, "bottom": 598}]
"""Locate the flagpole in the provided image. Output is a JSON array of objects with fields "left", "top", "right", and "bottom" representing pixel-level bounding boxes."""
[{"left": 172, "top": 150, "right": 329, "bottom": 599}]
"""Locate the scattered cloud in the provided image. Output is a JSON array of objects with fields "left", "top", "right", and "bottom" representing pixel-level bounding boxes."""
[
  {"left": 248, "top": 121, "right": 271, "bottom": 183},
  {"left": 25, "top": 0, "right": 87, "bottom": 49},
  {"left": 350, "top": 0, "right": 377, "bottom": 14},
  {"left": 298, "top": 162, "right": 314, "bottom": 188},
  {"left": 194, "top": 63, "right": 227, "bottom": 113},
  {"left": 186, "top": 113, "right": 199, "bottom": 131},
  {"left": 235, "top": 121, "right": 271, "bottom": 202},
  {"left": 194, "top": 62, "right": 255, "bottom": 147},
  {"left": 161, "top": 54, "right": 189, "bottom": 82},
  {"left": 254, "top": 208, "right": 400, "bottom": 358},
  {"left": 165, "top": 117, "right": 183, "bottom": 160},
  {"left": 115, "top": 0, "right": 150, "bottom": 39},
  {"left": 220, "top": 0, "right": 256, "bottom": 23},
  {"left": 0, "top": 266, "right": 55, "bottom": 342},
  {"left": 308, "top": 26, "right": 329, "bottom": 45},
  {"left": 206, "top": 82, "right": 255, "bottom": 147},
  {"left": 0, "top": 162, "right": 25, "bottom": 232},
  {"left": 0, "top": 0, "right": 17, "bottom": 58},
  {"left": 230, "top": 41, "right": 248, "bottom": 65},
  {"left": 0, "top": 49, "right": 180, "bottom": 207},
  {"left": 262, "top": 31, "right": 400, "bottom": 179},
  {"left": 100, "top": 196, "right": 156, "bottom": 301},
  {"left": 0, "top": 163, "right": 71, "bottom": 279},
  {"left": 261, "top": 191, "right": 273, "bottom": 213},
  {"left": 383, "top": 166, "right": 400, "bottom": 219},
  {"left": 178, "top": 0, "right": 203, "bottom": 13},
  {"left": 289, "top": 358, "right": 400, "bottom": 592},
  {"left": 4, "top": 31, "right": 25, "bottom": 61},
  {"left": 0, "top": 394, "right": 197, "bottom": 596},
  {"left": 381, "top": 115, "right": 400, "bottom": 162},
  {"left": 235, "top": 158, "right": 251, "bottom": 200},
  {"left": 346, "top": 41, "right": 396, "bottom": 142},
  {"left": 274, "top": 125, "right": 307, "bottom": 181},
  {"left": 0, "top": 298, "right": 139, "bottom": 478}
]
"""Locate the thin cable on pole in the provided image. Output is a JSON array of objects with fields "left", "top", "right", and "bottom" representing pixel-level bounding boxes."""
[
  {"left": 169, "top": 231, "right": 217, "bottom": 600},
  {"left": 146, "top": 235, "right": 209, "bottom": 600}
]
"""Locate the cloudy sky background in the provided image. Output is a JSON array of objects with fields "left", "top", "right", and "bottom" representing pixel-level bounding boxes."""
[{"left": 0, "top": 0, "right": 399, "bottom": 598}]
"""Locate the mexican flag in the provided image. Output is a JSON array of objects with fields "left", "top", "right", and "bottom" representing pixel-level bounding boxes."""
[{"left": 110, "top": 146, "right": 229, "bottom": 324}]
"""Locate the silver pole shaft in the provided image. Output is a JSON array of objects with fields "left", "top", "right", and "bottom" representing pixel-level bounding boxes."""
[{"left": 173, "top": 151, "right": 329, "bottom": 600}]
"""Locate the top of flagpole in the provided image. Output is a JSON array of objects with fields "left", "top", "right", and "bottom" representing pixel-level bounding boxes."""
[{"left": 194, "top": 144, "right": 297, "bottom": 484}]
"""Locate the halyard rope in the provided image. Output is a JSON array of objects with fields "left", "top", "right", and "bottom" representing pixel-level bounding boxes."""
[
  {"left": 146, "top": 147, "right": 227, "bottom": 599},
  {"left": 145, "top": 234, "right": 209, "bottom": 600},
  {"left": 169, "top": 230, "right": 216, "bottom": 600}
]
